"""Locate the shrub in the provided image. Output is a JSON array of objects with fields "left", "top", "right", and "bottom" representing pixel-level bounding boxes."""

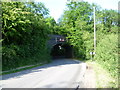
[{"left": 94, "top": 34, "right": 118, "bottom": 84}]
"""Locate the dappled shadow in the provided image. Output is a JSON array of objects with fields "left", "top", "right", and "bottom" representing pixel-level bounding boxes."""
[{"left": 2, "top": 59, "right": 82, "bottom": 80}]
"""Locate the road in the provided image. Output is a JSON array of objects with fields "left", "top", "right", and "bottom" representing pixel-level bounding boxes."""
[{"left": 1, "top": 59, "right": 86, "bottom": 88}]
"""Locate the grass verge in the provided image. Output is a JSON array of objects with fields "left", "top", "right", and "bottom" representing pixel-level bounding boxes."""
[
  {"left": 85, "top": 60, "right": 118, "bottom": 88},
  {"left": 1, "top": 60, "right": 52, "bottom": 75}
]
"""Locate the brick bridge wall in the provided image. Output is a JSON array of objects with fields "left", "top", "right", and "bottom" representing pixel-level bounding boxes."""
[
  {"left": 47, "top": 35, "right": 74, "bottom": 58},
  {"left": 47, "top": 35, "right": 67, "bottom": 49}
]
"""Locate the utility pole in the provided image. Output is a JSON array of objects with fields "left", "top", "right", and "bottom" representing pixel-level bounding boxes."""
[{"left": 93, "top": 7, "right": 96, "bottom": 55}]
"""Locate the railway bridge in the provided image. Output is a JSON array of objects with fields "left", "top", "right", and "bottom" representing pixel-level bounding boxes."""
[{"left": 47, "top": 35, "right": 73, "bottom": 59}]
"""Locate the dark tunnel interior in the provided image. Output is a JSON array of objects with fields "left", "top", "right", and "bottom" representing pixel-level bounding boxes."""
[{"left": 50, "top": 43, "right": 73, "bottom": 59}]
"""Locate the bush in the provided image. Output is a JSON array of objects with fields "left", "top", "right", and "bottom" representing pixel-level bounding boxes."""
[
  {"left": 94, "top": 33, "right": 118, "bottom": 83},
  {"left": 2, "top": 44, "right": 51, "bottom": 71},
  {"left": 2, "top": 2, "right": 51, "bottom": 71}
]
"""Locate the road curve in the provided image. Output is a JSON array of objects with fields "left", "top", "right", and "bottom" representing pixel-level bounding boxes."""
[{"left": 1, "top": 59, "right": 86, "bottom": 88}]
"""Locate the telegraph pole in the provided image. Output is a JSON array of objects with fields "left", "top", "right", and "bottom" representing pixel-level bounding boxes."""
[
  {"left": 93, "top": 7, "right": 96, "bottom": 55},
  {"left": 90, "top": 7, "right": 96, "bottom": 60}
]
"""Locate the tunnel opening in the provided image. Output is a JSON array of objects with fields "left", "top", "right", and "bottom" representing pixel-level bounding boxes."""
[{"left": 50, "top": 43, "right": 73, "bottom": 59}]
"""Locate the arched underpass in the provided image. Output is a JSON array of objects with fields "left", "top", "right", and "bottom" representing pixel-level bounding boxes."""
[{"left": 50, "top": 43, "right": 73, "bottom": 59}]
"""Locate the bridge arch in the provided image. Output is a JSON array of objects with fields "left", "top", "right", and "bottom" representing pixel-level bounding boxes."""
[
  {"left": 47, "top": 35, "right": 74, "bottom": 59},
  {"left": 50, "top": 43, "right": 73, "bottom": 59}
]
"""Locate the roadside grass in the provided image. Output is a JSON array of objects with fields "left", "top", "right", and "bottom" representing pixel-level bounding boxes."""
[
  {"left": 85, "top": 60, "right": 118, "bottom": 88},
  {"left": 1, "top": 60, "right": 52, "bottom": 75}
]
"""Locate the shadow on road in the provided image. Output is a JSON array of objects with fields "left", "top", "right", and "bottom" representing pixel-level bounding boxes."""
[{"left": 2, "top": 59, "right": 82, "bottom": 80}]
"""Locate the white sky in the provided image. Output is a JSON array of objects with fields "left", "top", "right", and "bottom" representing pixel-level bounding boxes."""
[{"left": 35, "top": 0, "right": 119, "bottom": 22}]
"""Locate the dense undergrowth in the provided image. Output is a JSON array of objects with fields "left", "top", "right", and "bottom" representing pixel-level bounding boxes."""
[
  {"left": 94, "top": 33, "right": 118, "bottom": 87},
  {"left": 2, "top": 45, "right": 51, "bottom": 71},
  {"left": 2, "top": 2, "right": 51, "bottom": 71}
]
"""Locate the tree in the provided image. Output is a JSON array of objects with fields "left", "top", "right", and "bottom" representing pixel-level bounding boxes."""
[
  {"left": 2, "top": 2, "right": 50, "bottom": 70},
  {"left": 58, "top": 1, "right": 95, "bottom": 59},
  {"left": 45, "top": 17, "right": 57, "bottom": 34}
]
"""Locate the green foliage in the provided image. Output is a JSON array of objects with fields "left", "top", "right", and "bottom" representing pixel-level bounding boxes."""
[
  {"left": 2, "top": 2, "right": 51, "bottom": 71},
  {"left": 94, "top": 34, "right": 118, "bottom": 79},
  {"left": 58, "top": 2, "right": 95, "bottom": 59},
  {"left": 58, "top": 1, "right": 118, "bottom": 60},
  {"left": 45, "top": 17, "right": 57, "bottom": 34},
  {"left": 94, "top": 33, "right": 118, "bottom": 87},
  {"left": 96, "top": 9, "right": 118, "bottom": 33}
]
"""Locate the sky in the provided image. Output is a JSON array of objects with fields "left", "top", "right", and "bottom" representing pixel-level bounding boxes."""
[{"left": 35, "top": 0, "right": 119, "bottom": 22}]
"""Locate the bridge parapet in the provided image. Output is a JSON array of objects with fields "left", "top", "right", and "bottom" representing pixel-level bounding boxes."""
[{"left": 47, "top": 35, "right": 67, "bottom": 49}]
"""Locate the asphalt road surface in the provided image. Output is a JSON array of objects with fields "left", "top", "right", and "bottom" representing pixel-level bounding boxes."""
[{"left": 1, "top": 59, "right": 86, "bottom": 88}]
